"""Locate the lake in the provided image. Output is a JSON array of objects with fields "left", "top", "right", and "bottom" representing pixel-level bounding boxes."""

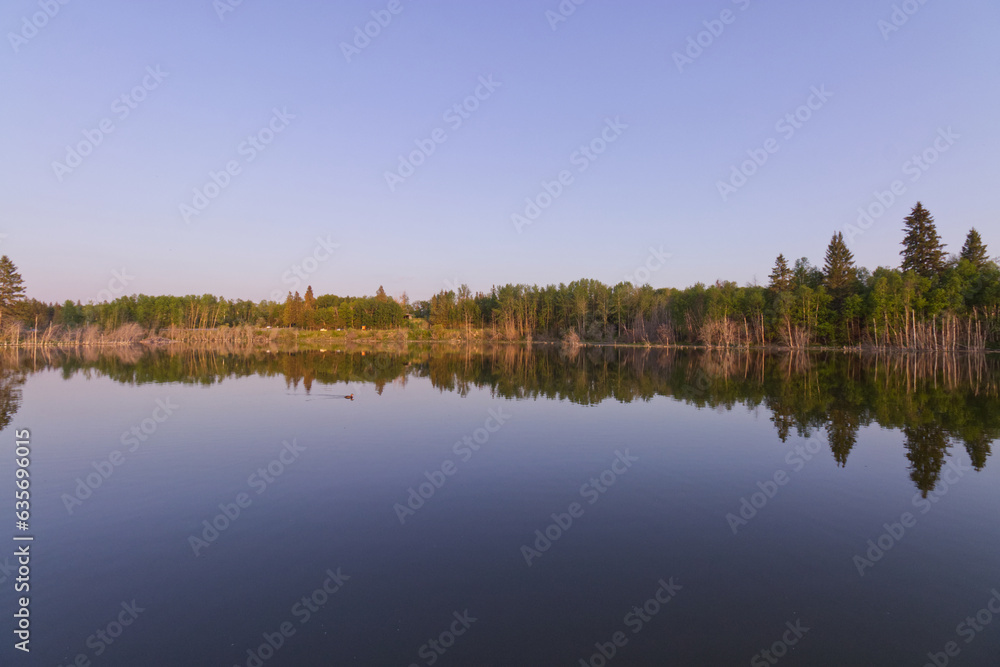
[{"left": 3, "top": 345, "right": 1000, "bottom": 666}]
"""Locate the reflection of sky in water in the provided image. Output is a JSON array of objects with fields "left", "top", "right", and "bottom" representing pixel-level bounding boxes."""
[{"left": 2, "top": 350, "right": 999, "bottom": 665}]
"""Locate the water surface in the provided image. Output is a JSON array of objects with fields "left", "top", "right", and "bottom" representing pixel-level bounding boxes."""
[{"left": 3, "top": 346, "right": 999, "bottom": 665}]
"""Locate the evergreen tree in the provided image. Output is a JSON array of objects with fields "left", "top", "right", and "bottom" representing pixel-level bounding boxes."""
[
  {"left": 302, "top": 286, "right": 317, "bottom": 329},
  {"left": 282, "top": 292, "right": 294, "bottom": 326},
  {"left": 0, "top": 255, "right": 26, "bottom": 319},
  {"left": 823, "top": 232, "right": 857, "bottom": 294},
  {"left": 282, "top": 291, "right": 305, "bottom": 327},
  {"left": 768, "top": 254, "right": 793, "bottom": 292},
  {"left": 376, "top": 285, "right": 387, "bottom": 302},
  {"left": 900, "top": 202, "right": 946, "bottom": 278},
  {"left": 293, "top": 291, "right": 304, "bottom": 326},
  {"left": 959, "top": 228, "right": 989, "bottom": 269}
]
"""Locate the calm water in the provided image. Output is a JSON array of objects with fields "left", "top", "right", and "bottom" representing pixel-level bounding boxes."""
[{"left": 3, "top": 346, "right": 1000, "bottom": 666}]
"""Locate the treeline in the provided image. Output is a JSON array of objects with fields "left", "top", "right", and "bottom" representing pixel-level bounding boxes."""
[
  {"left": 419, "top": 204, "right": 999, "bottom": 349},
  {"left": 15, "top": 285, "right": 408, "bottom": 334},
  {"left": 5, "top": 202, "right": 1000, "bottom": 349}
]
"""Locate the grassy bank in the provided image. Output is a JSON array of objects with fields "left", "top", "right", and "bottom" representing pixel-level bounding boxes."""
[{"left": 1, "top": 322, "right": 996, "bottom": 354}]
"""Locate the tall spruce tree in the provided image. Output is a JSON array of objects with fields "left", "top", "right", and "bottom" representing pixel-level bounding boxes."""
[
  {"left": 959, "top": 228, "right": 989, "bottom": 269},
  {"left": 0, "top": 255, "right": 26, "bottom": 319},
  {"left": 768, "top": 254, "right": 793, "bottom": 292},
  {"left": 900, "top": 202, "right": 946, "bottom": 278},
  {"left": 283, "top": 291, "right": 305, "bottom": 327},
  {"left": 823, "top": 232, "right": 856, "bottom": 294}
]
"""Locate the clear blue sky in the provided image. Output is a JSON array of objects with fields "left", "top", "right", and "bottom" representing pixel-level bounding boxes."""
[{"left": 3, "top": 0, "right": 998, "bottom": 304}]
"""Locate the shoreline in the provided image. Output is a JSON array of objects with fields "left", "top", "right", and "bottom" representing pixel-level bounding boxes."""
[{"left": 0, "top": 328, "right": 996, "bottom": 354}]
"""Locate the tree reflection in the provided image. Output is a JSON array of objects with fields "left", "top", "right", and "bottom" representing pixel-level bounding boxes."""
[
  {"left": 827, "top": 408, "right": 860, "bottom": 468},
  {"left": 9, "top": 345, "right": 1000, "bottom": 495},
  {"left": 901, "top": 424, "right": 951, "bottom": 497},
  {"left": 0, "top": 366, "right": 26, "bottom": 432}
]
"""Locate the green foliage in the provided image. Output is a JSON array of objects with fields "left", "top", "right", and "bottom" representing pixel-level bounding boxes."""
[
  {"left": 960, "top": 228, "right": 990, "bottom": 270},
  {"left": 59, "top": 300, "right": 84, "bottom": 327},
  {"left": 0, "top": 255, "right": 26, "bottom": 319},
  {"left": 900, "top": 202, "right": 947, "bottom": 278},
  {"left": 7, "top": 203, "right": 1000, "bottom": 348},
  {"left": 793, "top": 257, "right": 824, "bottom": 289},
  {"left": 823, "top": 232, "right": 857, "bottom": 295},
  {"left": 283, "top": 291, "right": 304, "bottom": 327},
  {"left": 769, "top": 254, "right": 793, "bottom": 292}
]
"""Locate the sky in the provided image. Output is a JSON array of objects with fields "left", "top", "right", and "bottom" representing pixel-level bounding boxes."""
[{"left": 2, "top": 0, "right": 998, "bottom": 304}]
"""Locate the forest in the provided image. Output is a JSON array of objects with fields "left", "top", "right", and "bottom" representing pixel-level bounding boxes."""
[{"left": 4, "top": 203, "right": 999, "bottom": 349}]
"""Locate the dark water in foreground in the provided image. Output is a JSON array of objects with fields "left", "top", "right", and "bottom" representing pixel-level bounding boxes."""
[{"left": 2, "top": 346, "right": 999, "bottom": 666}]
